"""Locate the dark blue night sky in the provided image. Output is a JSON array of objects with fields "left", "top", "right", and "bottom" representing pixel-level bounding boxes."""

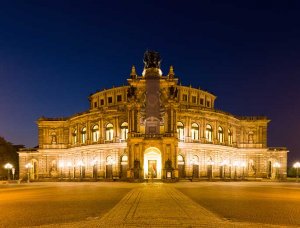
[{"left": 0, "top": 1, "right": 299, "bottom": 164}]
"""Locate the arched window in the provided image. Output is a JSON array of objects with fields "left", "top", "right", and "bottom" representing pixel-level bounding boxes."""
[
  {"left": 205, "top": 124, "right": 213, "bottom": 142},
  {"left": 177, "top": 122, "right": 184, "bottom": 141},
  {"left": 228, "top": 129, "right": 233, "bottom": 145},
  {"left": 121, "top": 155, "right": 128, "bottom": 162},
  {"left": 81, "top": 127, "right": 87, "bottom": 144},
  {"left": 72, "top": 129, "right": 77, "bottom": 144},
  {"left": 106, "top": 123, "right": 114, "bottom": 141},
  {"left": 191, "top": 123, "right": 199, "bottom": 141},
  {"left": 120, "top": 122, "right": 128, "bottom": 140},
  {"left": 177, "top": 155, "right": 184, "bottom": 165},
  {"left": 92, "top": 125, "right": 99, "bottom": 142},
  {"left": 191, "top": 155, "right": 199, "bottom": 165},
  {"left": 218, "top": 126, "right": 224, "bottom": 143},
  {"left": 106, "top": 155, "right": 115, "bottom": 165}
]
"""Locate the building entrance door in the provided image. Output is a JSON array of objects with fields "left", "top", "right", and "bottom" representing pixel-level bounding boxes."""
[{"left": 144, "top": 147, "right": 161, "bottom": 179}]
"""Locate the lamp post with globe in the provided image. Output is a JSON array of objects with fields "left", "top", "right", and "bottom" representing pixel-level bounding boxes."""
[
  {"left": 4, "top": 163, "right": 13, "bottom": 180},
  {"left": 293, "top": 162, "right": 300, "bottom": 182},
  {"left": 25, "top": 163, "right": 33, "bottom": 183},
  {"left": 273, "top": 162, "right": 281, "bottom": 180}
]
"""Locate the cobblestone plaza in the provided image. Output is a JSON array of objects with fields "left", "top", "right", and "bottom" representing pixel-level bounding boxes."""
[{"left": 1, "top": 182, "right": 299, "bottom": 227}]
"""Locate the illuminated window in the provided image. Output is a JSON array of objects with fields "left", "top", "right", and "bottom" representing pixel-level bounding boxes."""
[
  {"left": 106, "top": 123, "right": 114, "bottom": 141},
  {"left": 205, "top": 124, "right": 213, "bottom": 142},
  {"left": 81, "top": 127, "right": 87, "bottom": 144},
  {"left": 121, "top": 155, "right": 128, "bottom": 162},
  {"left": 177, "top": 155, "right": 184, "bottom": 165},
  {"left": 73, "top": 129, "right": 77, "bottom": 144},
  {"left": 182, "top": 94, "right": 188, "bottom": 102},
  {"left": 92, "top": 125, "right": 99, "bottom": 142},
  {"left": 228, "top": 129, "right": 233, "bottom": 145},
  {"left": 218, "top": 126, "right": 224, "bottom": 143},
  {"left": 120, "top": 122, "right": 128, "bottom": 140},
  {"left": 191, "top": 123, "right": 199, "bottom": 140},
  {"left": 177, "top": 122, "right": 184, "bottom": 141}
]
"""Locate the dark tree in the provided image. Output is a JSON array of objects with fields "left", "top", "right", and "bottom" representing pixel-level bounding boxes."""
[{"left": 0, "top": 137, "right": 23, "bottom": 180}]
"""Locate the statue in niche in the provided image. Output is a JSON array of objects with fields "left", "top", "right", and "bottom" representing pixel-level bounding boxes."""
[
  {"left": 51, "top": 133, "right": 57, "bottom": 144},
  {"left": 169, "top": 86, "right": 178, "bottom": 98},
  {"left": 143, "top": 50, "right": 161, "bottom": 69}
]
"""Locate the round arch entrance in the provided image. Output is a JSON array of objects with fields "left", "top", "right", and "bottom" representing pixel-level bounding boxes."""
[{"left": 144, "top": 147, "right": 162, "bottom": 179}]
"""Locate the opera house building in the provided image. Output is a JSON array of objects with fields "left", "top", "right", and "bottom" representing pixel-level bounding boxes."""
[{"left": 19, "top": 51, "right": 288, "bottom": 181}]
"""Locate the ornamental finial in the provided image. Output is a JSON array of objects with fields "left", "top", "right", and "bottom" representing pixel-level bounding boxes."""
[
  {"left": 168, "top": 65, "right": 175, "bottom": 79},
  {"left": 130, "top": 65, "right": 137, "bottom": 79}
]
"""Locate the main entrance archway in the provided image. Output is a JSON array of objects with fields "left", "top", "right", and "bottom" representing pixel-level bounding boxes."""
[{"left": 144, "top": 147, "right": 162, "bottom": 179}]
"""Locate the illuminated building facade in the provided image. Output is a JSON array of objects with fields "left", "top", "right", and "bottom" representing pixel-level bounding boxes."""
[{"left": 19, "top": 51, "right": 288, "bottom": 181}]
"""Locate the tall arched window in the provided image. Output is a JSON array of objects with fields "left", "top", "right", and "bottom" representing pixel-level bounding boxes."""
[
  {"left": 218, "top": 126, "right": 224, "bottom": 143},
  {"left": 73, "top": 129, "right": 77, "bottom": 144},
  {"left": 106, "top": 123, "right": 114, "bottom": 141},
  {"left": 81, "top": 127, "right": 87, "bottom": 144},
  {"left": 205, "top": 124, "right": 213, "bottom": 142},
  {"left": 177, "top": 122, "right": 184, "bottom": 141},
  {"left": 92, "top": 125, "right": 99, "bottom": 142},
  {"left": 228, "top": 129, "right": 233, "bottom": 145},
  {"left": 191, "top": 123, "right": 199, "bottom": 141},
  {"left": 120, "top": 122, "right": 128, "bottom": 140}
]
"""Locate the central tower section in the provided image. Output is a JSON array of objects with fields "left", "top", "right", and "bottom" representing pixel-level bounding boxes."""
[{"left": 143, "top": 50, "right": 163, "bottom": 135}]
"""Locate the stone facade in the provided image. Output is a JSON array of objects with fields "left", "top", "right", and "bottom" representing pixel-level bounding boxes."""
[{"left": 19, "top": 51, "right": 288, "bottom": 181}]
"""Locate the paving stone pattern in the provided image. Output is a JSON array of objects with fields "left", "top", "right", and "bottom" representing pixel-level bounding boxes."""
[{"left": 40, "top": 183, "right": 287, "bottom": 228}]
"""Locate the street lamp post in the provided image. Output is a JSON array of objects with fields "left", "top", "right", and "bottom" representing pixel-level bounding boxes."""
[
  {"left": 273, "top": 162, "right": 281, "bottom": 180},
  {"left": 12, "top": 168, "right": 15, "bottom": 180},
  {"left": 67, "top": 161, "right": 72, "bottom": 179},
  {"left": 293, "top": 162, "right": 300, "bottom": 182},
  {"left": 241, "top": 162, "right": 246, "bottom": 180},
  {"left": 233, "top": 161, "right": 239, "bottom": 180},
  {"left": 77, "top": 161, "right": 84, "bottom": 181},
  {"left": 25, "top": 163, "right": 33, "bottom": 183},
  {"left": 59, "top": 161, "right": 64, "bottom": 180},
  {"left": 221, "top": 160, "right": 228, "bottom": 180},
  {"left": 4, "top": 163, "right": 13, "bottom": 180}
]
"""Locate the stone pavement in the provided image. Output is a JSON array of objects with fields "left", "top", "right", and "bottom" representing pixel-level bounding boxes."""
[{"left": 40, "top": 183, "right": 289, "bottom": 228}]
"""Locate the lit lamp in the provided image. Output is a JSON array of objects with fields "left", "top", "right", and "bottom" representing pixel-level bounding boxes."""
[
  {"left": 293, "top": 162, "right": 300, "bottom": 182},
  {"left": 273, "top": 162, "right": 281, "bottom": 180},
  {"left": 25, "top": 163, "right": 33, "bottom": 183},
  {"left": 59, "top": 161, "right": 64, "bottom": 179},
  {"left": 4, "top": 163, "right": 13, "bottom": 180}
]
